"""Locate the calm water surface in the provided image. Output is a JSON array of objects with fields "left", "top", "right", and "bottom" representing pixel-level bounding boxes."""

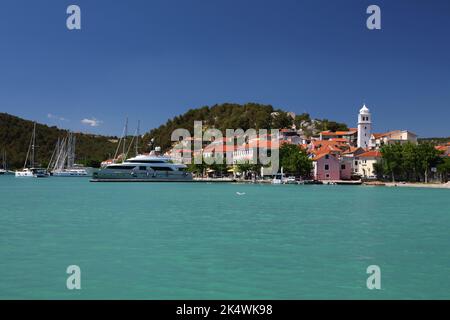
[{"left": 0, "top": 176, "right": 449, "bottom": 299}]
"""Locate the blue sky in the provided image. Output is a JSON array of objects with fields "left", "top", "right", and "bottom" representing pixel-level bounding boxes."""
[{"left": 0, "top": 0, "right": 449, "bottom": 137}]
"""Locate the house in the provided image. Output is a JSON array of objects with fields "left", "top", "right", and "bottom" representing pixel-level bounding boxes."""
[
  {"left": 342, "top": 146, "right": 367, "bottom": 175},
  {"left": 370, "top": 130, "right": 418, "bottom": 149},
  {"left": 319, "top": 128, "right": 358, "bottom": 146},
  {"left": 312, "top": 152, "right": 341, "bottom": 181},
  {"left": 339, "top": 157, "right": 353, "bottom": 180},
  {"left": 435, "top": 143, "right": 450, "bottom": 157},
  {"left": 279, "top": 128, "right": 302, "bottom": 145},
  {"left": 354, "top": 150, "right": 382, "bottom": 179}
]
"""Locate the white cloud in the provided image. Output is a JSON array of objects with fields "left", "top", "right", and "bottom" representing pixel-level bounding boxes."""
[
  {"left": 47, "top": 113, "right": 68, "bottom": 121},
  {"left": 81, "top": 117, "right": 103, "bottom": 127}
]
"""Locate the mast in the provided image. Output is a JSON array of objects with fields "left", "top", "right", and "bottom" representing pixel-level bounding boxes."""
[
  {"left": 31, "top": 122, "right": 36, "bottom": 168},
  {"left": 23, "top": 122, "right": 36, "bottom": 169},
  {"left": 123, "top": 117, "right": 128, "bottom": 163},
  {"left": 135, "top": 120, "right": 140, "bottom": 156}
]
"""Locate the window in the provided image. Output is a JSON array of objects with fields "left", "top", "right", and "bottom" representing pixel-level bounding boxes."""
[
  {"left": 325, "top": 164, "right": 329, "bottom": 171},
  {"left": 326, "top": 174, "right": 330, "bottom": 178},
  {"left": 128, "top": 160, "right": 166, "bottom": 164},
  {"left": 106, "top": 165, "right": 136, "bottom": 170},
  {"left": 325, "top": 155, "right": 329, "bottom": 159},
  {"left": 139, "top": 166, "right": 147, "bottom": 171},
  {"left": 355, "top": 161, "right": 358, "bottom": 166},
  {"left": 149, "top": 166, "right": 174, "bottom": 171},
  {"left": 341, "top": 164, "right": 346, "bottom": 170}
]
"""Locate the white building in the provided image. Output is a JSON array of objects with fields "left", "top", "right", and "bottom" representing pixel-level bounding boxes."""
[
  {"left": 370, "top": 130, "right": 418, "bottom": 149},
  {"left": 354, "top": 150, "right": 382, "bottom": 179},
  {"left": 357, "top": 104, "right": 372, "bottom": 149}
]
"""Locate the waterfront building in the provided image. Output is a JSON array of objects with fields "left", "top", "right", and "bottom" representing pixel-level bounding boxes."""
[
  {"left": 312, "top": 152, "right": 341, "bottom": 181},
  {"left": 354, "top": 150, "right": 382, "bottom": 179}
]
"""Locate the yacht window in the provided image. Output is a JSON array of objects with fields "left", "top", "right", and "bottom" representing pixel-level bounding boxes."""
[
  {"left": 107, "top": 165, "right": 135, "bottom": 170},
  {"left": 149, "top": 166, "right": 173, "bottom": 171},
  {"left": 139, "top": 166, "right": 147, "bottom": 171},
  {"left": 128, "top": 160, "right": 166, "bottom": 164}
]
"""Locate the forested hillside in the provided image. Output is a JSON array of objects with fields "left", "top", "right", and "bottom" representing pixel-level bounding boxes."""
[{"left": 0, "top": 113, "right": 117, "bottom": 169}]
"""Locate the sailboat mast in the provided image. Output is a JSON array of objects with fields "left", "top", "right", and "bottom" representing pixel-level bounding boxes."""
[
  {"left": 135, "top": 120, "right": 140, "bottom": 156},
  {"left": 123, "top": 117, "right": 128, "bottom": 162},
  {"left": 31, "top": 122, "right": 36, "bottom": 168}
]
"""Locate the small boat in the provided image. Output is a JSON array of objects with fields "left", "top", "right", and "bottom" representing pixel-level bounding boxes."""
[
  {"left": 283, "top": 176, "right": 297, "bottom": 184},
  {"left": 52, "top": 168, "right": 89, "bottom": 177},
  {"left": 15, "top": 167, "right": 48, "bottom": 178},
  {"left": 15, "top": 122, "right": 49, "bottom": 178},
  {"left": 272, "top": 173, "right": 283, "bottom": 184},
  {"left": 0, "top": 150, "right": 13, "bottom": 175}
]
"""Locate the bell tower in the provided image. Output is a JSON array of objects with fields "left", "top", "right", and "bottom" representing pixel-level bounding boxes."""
[{"left": 357, "top": 104, "right": 371, "bottom": 148}]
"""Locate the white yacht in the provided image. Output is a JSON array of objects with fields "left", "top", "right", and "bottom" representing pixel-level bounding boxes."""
[
  {"left": 48, "top": 133, "right": 90, "bottom": 177},
  {"left": 91, "top": 151, "right": 193, "bottom": 182},
  {"left": 52, "top": 168, "right": 89, "bottom": 177},
  {"left": 15, "top": 122, "right": 49, "bottom": 178},
  {"left": 15, "top": 168, "right": 48, "bottom": 178}
]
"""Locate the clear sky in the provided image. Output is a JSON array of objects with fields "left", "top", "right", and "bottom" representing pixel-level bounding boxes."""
[{"left": 0, "top": 0, "right": 449, "bottom": 137}]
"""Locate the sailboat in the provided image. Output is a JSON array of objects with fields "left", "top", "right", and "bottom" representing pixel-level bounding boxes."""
[
  {"left": 48, "top": 132, "right": 89, "bottom": 177},
  {"left": 0, "top": 150, "right": 13, "bottom": 175},
  {"left": 15, "top": 122, "right": 48, "bottom": 178}
]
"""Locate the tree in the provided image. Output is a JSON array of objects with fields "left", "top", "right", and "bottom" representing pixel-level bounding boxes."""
[
  {"left": 236, "top": 163, "right": 261, "bottom": 179},
  {"left": 401, "top": 142, "right": 419, "bottom": 181},
  {"left": 437, "top": 157, "right": 450, "bottom": 182},
  {"left": 279, "top": 144, "right": 313, "bottom": 178},
  {"left": 380, "top": 143, "right": 404, "bottom": 182},
  {"left": 315, "top": 119, "right": 349, "bottom": 132},
  {"left": 271, "top": 110, "right": 293, "bottom": 129},
  {"left": 294, "top": 113, "right": 311, "bottom": 129},
  {"left": 416, "top": 143, "right": 441, "bottom": 183}
]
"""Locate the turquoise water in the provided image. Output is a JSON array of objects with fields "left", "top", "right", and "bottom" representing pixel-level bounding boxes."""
[{"left": 0, "top": 176, "right": 449, "bottom": 299}]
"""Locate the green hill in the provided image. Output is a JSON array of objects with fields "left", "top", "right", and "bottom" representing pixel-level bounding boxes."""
[
  {"left": 0, "top": 113, "right": 118, "bottom": 169},
  {"left": 142, "top": 103, "right": 349, "bottom": 151}
]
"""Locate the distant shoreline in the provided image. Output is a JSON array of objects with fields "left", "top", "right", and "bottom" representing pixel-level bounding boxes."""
[{"left": 367, "top": 181, "right": 450, "bottom": 189}]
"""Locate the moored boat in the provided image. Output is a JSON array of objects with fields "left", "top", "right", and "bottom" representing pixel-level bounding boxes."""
[
  {"left": 91, "top": 151, "right": 192, "bottom": 182},
  {"left": 15, "top": 122, "right": 49, "bottom": 178}
]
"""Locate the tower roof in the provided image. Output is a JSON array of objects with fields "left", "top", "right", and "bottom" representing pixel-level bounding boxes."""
[{"left": 359, "top": 104, "right": 370, "bottom": 114}]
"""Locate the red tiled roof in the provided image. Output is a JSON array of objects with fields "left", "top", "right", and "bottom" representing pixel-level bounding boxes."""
[
  {"left": 312, "top": 151, "right": 337, "bottom": 161},
  {"left": 320, "top": 129, "right": 357, "bottom": 136},
  {"left": 372, "top": 131, "right": 402, "bottom": 139},
  {"left": 358, "top": 150, "right": 382, "bottom": 158}
]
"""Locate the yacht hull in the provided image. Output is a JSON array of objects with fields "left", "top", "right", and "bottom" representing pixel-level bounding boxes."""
[
  {"left": 91, "top": 177, "right": 193, "bottom": 182},
  {"left": 91, "top": 170, "right": 193, "bottom": 182}
]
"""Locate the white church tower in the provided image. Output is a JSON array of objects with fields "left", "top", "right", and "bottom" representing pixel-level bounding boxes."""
[{"left": 357, "top": 104, "right": 372, "bottom": 149}]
